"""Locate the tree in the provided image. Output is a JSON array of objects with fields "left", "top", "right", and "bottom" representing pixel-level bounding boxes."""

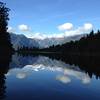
[
  {"left": 97, "top": 30, "right": 100, "bottom": 34},
  {"left": 89, "top": 30, "right": 94, "bottom": 37},
  {"left": 0, "top": 2, "right": 13, "bottom": 52}
]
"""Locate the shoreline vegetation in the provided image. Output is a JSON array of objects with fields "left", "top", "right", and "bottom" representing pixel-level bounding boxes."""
[{"left": 17, "top": 50, "right": 100, "bottom": 56}]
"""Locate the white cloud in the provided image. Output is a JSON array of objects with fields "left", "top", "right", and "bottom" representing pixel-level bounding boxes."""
[
  {"left": 28, "top": 33, "right": 47, "bottom": 40},
  {"left": 18, "top": 23, "right": 93, "bottom": 39},
  {"left": 28, "top": 23, "right": 93, "bottom": 39},
  {"left": 84, "top": 23, "right": 93, "bottom": 31},
  {"left": 7, "top": 26, "right": 14, "bottom": 32},
  {"left": 64, "top": 23, "right": 93, "bottom": 36},
  {"left": 27, "top": 32, "right": 65, "bottom": 39},
  {"left": 18, "top": 24, "right": 30, "bottom": 32},
  {"left": 58, "top": 23, "right": 73, "bottom": 31},
  {"left": 49, "top": 33, "right": 65, "bottom": 38}
]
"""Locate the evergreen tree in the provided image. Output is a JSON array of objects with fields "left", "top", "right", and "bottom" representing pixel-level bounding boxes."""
[
  {"left": 0, "top": 2, "right": 13, "bottom": 52},
  {"left": 89, "top": 30, "right": 94, "bottom": 37}
]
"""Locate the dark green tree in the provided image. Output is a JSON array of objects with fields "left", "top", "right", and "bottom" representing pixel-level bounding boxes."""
[
  {"left": 89, "top": 30, "right": 94, "bottom": 37},
  {"left": 0, "top": 2, "right": 13, "bottom": 52}
]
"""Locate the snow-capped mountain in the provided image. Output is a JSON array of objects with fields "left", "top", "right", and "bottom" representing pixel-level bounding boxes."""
[{"left": 10, "top": 33, "right": 85, "bottom": 50}]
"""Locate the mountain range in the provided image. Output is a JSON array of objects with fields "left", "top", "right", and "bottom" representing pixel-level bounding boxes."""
[{"left": 10, "top": 33, "right": 86, "bottom": 50}]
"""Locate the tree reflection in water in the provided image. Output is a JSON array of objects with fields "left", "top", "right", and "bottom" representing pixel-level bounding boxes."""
[
  {"left": 0, "top": 53, "right": 12, "bottom": 99},
  {"left": 15, "top": 53, "right": 100, "bottom": 79}
]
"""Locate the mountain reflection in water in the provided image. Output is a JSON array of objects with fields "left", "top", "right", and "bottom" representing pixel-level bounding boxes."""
[
  {"left": 0, "top": 53, "right": 100, "bottom": 100},
  {"left": 7, "top": 54, "right": 91, "bottom": 85}
]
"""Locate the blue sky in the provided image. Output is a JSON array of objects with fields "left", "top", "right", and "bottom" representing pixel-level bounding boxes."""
[{"left": 2, "top": 0, "right": 100, "bottom": 38}]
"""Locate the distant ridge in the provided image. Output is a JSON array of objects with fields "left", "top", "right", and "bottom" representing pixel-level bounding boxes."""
[{"left": 10, "top": 33, "right": 86, "bottom": 50}]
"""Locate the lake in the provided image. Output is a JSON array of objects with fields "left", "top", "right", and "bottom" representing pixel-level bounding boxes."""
[{"left": 0, "top": 53, "right": 100, "bottom": 100}]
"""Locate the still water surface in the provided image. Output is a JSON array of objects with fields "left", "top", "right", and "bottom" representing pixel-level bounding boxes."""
[{"left": 0, "top": 54, "right": 100, "bottom": 100}]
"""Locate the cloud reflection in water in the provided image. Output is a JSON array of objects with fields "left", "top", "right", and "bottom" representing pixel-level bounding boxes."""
[{"left": 6, "top": 55, "right": 91, "bottom": 84}]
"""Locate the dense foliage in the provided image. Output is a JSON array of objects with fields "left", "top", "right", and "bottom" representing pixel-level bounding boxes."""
[{"left": 0, "top": 2, "right": 13, "bottom": 52}]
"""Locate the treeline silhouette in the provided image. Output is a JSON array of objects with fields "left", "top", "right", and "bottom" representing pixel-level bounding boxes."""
[
  {"left": 18, "top": 30, "right": 100, "bottom": 54},
  {"left": 0, "top": 2, "right": 13, "bottom": 53}
]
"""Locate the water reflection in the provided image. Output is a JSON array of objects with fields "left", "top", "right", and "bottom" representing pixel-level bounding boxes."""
[
  {"left": 0, "top": 53, "right": 100, "bottom": 100},
  {"left": 0, "top": 53, "right": 12, "bottom": 100},
  {"left": 7, "top": 55, "right": 91, "bottom": 85}
]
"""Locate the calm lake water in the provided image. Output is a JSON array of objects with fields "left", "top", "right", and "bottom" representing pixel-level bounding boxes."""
[{"left": 0, "top": 53, "right": 100, "bottom": 100}]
